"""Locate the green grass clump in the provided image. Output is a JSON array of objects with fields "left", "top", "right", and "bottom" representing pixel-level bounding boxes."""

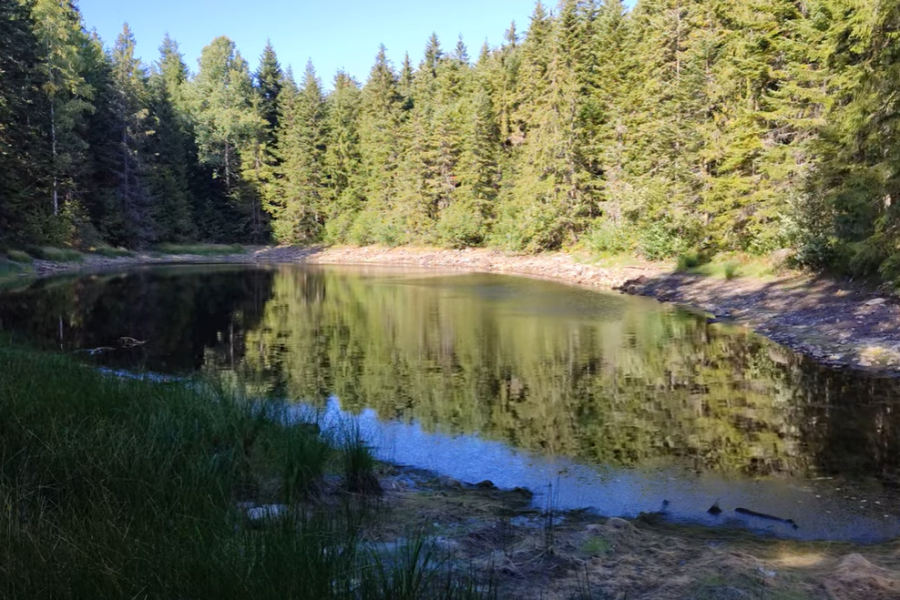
[
  {"left": 723, "top": 262, "right": 739, "bottom": 280},
  {"left": 6, "top": 250, "right": 32, "bottom": 263},
  {"left": 0, "top": 343, "right": 487, "bottom": 600},
  {"left": 91, "top": 246, "right": 135, "bottom": 258},
  {"left": 25, "top": 245, "right": 83, "bottom": 262},
  {"left": 676, "top": 250, "right": 703, "bottom": 272},
  {"left": 154, "top": 243, "right": 247, "bottom": 256}
]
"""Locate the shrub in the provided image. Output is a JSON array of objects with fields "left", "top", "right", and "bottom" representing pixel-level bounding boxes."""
[{"left": 676, "top": 250, "right": 702, "bottom": 272}]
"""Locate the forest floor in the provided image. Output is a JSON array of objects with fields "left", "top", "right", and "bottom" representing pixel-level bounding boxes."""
[
  {"left": 9, "top": 243, "right": 900, "bottom": 374},
  {"left": 367, "top": 466, "right": 900, "bottom": 600}
]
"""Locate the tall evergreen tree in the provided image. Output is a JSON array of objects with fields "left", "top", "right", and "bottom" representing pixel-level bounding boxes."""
[
  {"left": 30, "top": 0, "right": 93, "bottom": 234},
  {"left": 0, "top": 0, "right": 49, "bottom": 243},
  {"left": 189, "top": 36, "right": 265, "bottom": 241},
  {"left": 267, "top": 60, "right": 328, "bottom": 243}
]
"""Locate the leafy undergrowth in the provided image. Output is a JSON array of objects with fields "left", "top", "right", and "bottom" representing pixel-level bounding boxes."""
[
  {"left": 0, "top": 343, "right": 491, "bottom": 600},
  {"left": 153, "top": 243, "right": 248, "bottom": 256}
]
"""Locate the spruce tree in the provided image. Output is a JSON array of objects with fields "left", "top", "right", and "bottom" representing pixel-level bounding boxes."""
[
  {"left": 268, "top": 60, "right": 328, "bottom": 243},
  {"left": 0, "top": 0, "right": 49, "bottom": 243}
]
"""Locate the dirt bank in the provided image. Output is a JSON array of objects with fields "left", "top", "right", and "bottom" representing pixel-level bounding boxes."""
[
  {"left": 20, "top": 244, "right": 900, "bottom": 374},
  {"left": 359, "top": 466, "right": 900, "bottom": 600}
]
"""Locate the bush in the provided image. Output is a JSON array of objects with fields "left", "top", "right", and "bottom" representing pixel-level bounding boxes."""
[
  {"left": 585, "top": 220, "right": 633, "bottom": 255},
  {"left": 676, "top": 250, "right": 702, "bottom": 272},
  {"left": 437, "top": 202, "right": 486, "bottom": 248},
  {"left": 639, "top": 222, "right": 689, "bottom": 261}
]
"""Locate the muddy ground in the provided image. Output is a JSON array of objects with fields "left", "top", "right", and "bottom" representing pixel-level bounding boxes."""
[
  {"left": 309, "top": 466, "right": 900, "bottom": 600},
  {"left": 23, "top": 244, "right": 900, "bottom": 375}
]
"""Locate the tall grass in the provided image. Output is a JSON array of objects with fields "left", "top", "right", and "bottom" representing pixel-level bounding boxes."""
[
  {"left": 0, "top": 343, "right": 490, "bottom": 599},
  {"left": 154, "top": 243, "right": 247, "bottom": 256},
  {"left": 24, "top": 245, "right": 83, "bottom": 262},
  {"left": 90, "top": 246, "right": 135, "bottom": 258}
]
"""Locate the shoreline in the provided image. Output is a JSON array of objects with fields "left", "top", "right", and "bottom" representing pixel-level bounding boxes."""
[{"left": 15, "top": 244, "right": 900, "bottom": 374}]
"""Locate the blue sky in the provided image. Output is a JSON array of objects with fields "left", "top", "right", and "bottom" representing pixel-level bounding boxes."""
[
  {"left": 78, "top": 0, "right": 553, "bottom": 86},
  {"left": 79, "top": 1, "right": 635, "bottom": 87}
]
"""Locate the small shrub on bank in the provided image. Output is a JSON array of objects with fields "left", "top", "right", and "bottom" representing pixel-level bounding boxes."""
[{"left": 676, "top": 250, "right": 703, "bottom": 272}]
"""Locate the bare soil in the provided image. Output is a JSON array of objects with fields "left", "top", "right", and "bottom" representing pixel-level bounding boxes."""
[
  {"left": 21, "top": 244, "right": 900, "bottom": 374},
  {"left": 365, "top": 467, "right": 900, "bottom": 600}
]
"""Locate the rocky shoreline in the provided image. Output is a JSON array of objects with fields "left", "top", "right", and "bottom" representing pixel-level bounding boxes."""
[{"left": 21, "top": 244, "right": 900, "bottom": 374}]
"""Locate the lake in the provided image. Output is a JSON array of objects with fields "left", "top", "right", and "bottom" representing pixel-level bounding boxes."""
[{"left": 2, "top": 264, "right": 899, "bottom": 541}]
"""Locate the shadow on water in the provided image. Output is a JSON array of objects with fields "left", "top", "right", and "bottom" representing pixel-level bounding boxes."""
[{"left": 2, "top": 264, "right": 900, "bottom": 541}]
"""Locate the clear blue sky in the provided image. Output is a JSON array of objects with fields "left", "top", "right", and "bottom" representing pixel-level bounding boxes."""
[{"left": 76, "top": 0, "right": 543, "bottom": 86}]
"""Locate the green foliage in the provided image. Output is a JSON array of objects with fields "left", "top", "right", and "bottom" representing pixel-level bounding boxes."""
[
  {"left": 724, "top": 262, "right": 739, "bottom": 280},
  {"left": 676, "top": 251, "right": 703, "bottom": 272},
  {"left": 637, "top": 222, "right": 689, "bottom": 261},
  {"left": 4, "top": 0, "right": 900, "bottom": 281}
]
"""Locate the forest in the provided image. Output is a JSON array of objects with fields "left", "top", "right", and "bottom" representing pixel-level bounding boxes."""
[{"left": 3, "top": 0, "right": 900, "bottom": 281}]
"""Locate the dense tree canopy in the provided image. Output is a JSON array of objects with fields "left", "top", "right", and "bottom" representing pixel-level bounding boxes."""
[{"left": 3, "top": 0, "right": 900, "bottom": 281}]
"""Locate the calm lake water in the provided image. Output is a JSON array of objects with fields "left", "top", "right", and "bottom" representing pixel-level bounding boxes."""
[{"left": 2, "top": 264, "right": 899, "bottom": 542}]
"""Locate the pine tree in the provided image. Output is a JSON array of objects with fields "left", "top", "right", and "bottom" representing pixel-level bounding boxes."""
[
  {"left": 322, "top": 71, "right": 364, "bottom": 241},
  {"left": 0, "top": 0, "right": 49, "bottom": 243},
  {"left": 147, "top": 34, "right": 196, "bottom": 242},
  {"left": 109, "top": 23, "right": 155, "bottom": 246},
  {"left": 189, "top": 36, "right": 265, "bottom": 241},
  {"left": 268, "top": 60, "right": 328, "bottom": 243},
  {"left": 30, "top": 0, "right": 94, "bottom": 238},
  {"left": 355, "top": 45, "right": 403, "bottom": 243}
]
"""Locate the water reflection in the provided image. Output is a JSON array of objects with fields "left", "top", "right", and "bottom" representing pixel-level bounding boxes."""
[{"left": 2, "top": 265, "right": 899, "bottom": 540}]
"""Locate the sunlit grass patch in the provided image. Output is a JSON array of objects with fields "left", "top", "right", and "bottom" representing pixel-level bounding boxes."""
[
  {"left": 154, "top": 243, "right": 247, "bottom": 256},
  {"left": 6, "top": 249, "right": 32, "bottom": 263},
  {"left": 679, "top": 253, "right": 784, "bottom": 280},
  {"left": 90, "top": 246, "right": 135, "bottom": 258},
  {"left": 25, "top": 245, "right": 83, "bottom": 262}
]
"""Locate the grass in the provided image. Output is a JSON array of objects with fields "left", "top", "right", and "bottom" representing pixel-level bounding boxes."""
[
  {"left": 0, "top": 342, "right": 490, "bottom": 600},
  {"left": 5, "top": 250, "right": 32, "bottom": 263},
  {"left": 24, "top": 245, "right": 84, "bottom": 262},
  {"left": 89, "top": 245, "right": 135, "bottom": 258},
  {"left": 0, "top": 259, "right": 28, "bottom": 285},
  {"left": 674, "top": 252, "right": 784, "bottom": 280},
  {"left": 154, "top": 243, "right": 248, "bottom": 256}
]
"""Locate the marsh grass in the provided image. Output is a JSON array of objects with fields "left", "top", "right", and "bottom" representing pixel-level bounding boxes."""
[
  {"left": 0, "top": 343, "right": 489, "bottom": 599},
  {"left": 154, "top": 243, "right": 247, "bottom": 256}
]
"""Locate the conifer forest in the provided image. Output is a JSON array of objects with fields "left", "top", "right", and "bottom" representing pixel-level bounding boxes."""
[{"left": 4, "top": 0, "right": 900, "bottom": 281}]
